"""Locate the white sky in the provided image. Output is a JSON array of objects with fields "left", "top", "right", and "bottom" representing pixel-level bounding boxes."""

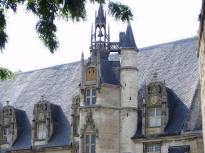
[{"left": 0, "top": 0, "right": 202, "bottom": 72}]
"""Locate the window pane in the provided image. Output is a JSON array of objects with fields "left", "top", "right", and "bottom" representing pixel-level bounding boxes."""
[
  {"left": 149, "top": 118, "right": 156, "bottom": 127},
  {"left": 86, "top": 98, "right": 90, "bottom": 105},
  {"left": 4, "top": 128, "right": 7, "bottom": 135},
  {"left": 86, "top": 135, "right": 89, "bottom": 144},
  {"left": 148, "top": 109, "right": 155, "bottom": 117},
  {"left": 6, "top": 134, "right": 12, "bottom": 143},
  {"left": 86, "top": 89, "right": 90, "bottom": 96},
  {"left": 156, "top": 108, "right": 161, "bottom": 116},
  {"left": 42, "top": 123, "right": 46, "bottom": 139},
  {"left": 91, "top": 145, "right": 95, "bottom": 153},
  {"left": 155, "top": 144, "right": 161, "bottom": 151},
  {"left": 91, "top": 135, "right": 95, "bottom": 144},
  {"left": 156, "top": 118, "right": 161, "bottom": 126},
  {"left": 86, "top": 146, "right": 89, "bottom": 153},
  {"left": 92, "top": 97, "right": 96, "bottom": 104},
  {"left": 92, "top": 89, "right": 96, "bottom": 96},
  {"left": 146, "top": 144, "right": 160, "bottom": 152}
]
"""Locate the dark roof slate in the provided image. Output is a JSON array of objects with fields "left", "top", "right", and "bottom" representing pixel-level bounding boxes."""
[
  {"left": 120, "top": 25, "right": 137, "bottom": 49},
  {"left": 132, "top": 88, "right": 189, "bottom": 138},
  {"left": 0, "top": 37, "right": 200, "bottom": 141},
  {"left": 100, "top": 60, "right": 120, "bottom": 85},
  {"left": 33, "top": 104, "right": 71, "bottom": 149},
  {"left": 1, "top": 109, "right": 32, "bottom": 152}
]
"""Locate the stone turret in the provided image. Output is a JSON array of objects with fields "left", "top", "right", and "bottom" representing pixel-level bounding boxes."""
[{"left": 120, "top": 24, "right": 138, "bottom": 153}]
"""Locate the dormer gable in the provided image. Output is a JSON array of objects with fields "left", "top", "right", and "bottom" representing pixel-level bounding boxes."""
[
  {"left": 142, "top": 74, "right": 168, "bottom": 136},
  {"left": 32, "top": 96, "right": 53, "bottom": 146},
  {"left": 0, "top": 103, "right": 17, "bottom": 149}
]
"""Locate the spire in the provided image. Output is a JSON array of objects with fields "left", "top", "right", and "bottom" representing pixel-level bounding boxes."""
[
  {"left": 120, "top": 24, "right": 137, "bottom": 49},
  {"left": 98, "top": 4, "right": 104, "bottom": 19},
  {"left": 81, "top": 52, "right": 84, "bottom": 65},
  {"left": 95, "top": 4, "right": 106, "bottom": 25}
]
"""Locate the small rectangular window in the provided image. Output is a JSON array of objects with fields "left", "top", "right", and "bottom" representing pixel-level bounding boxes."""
[
  {"left": 37, "top": 122, "right": 46, "bottom": 140},
  {"left": 145, "top": 143, "right": 161, "bottom": 153},
  {"left": 92, "top": 89, "right": 96, "bottom": 96},
  {"left": 85, "top": 134, "right": 95, "bottom": 153},
  {"left": 3, "top": 127, "right": 12, "bottom": 143},
  {"left": 148, "top": 108, "right": 162, "bottom": 127},
  {"left": 85, "top": 88, "right": 96, "bottom": 105}
]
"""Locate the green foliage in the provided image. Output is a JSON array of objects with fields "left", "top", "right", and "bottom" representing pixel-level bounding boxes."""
[
  {"left": 0, "top": 67, "right": 15, "bottom": 81},
  {"left": 0, "top": 0, "right": 133, "bottom": 53},
  {"left": 0, "top": 9, "right": 7, "bottom": 52},
  {"left": 108, "top": 2, "right": 133, "bottom": 22}
]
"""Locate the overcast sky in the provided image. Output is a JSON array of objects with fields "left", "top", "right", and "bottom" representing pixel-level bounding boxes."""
[{"left": 0, "top": 0, "right": 202, "bottom": 72}]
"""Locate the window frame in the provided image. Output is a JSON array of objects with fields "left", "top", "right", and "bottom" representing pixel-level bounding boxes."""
[
  {"left": 84, "top": 134, "right": 96, "bottom": 153},
  {"left": 3, "top": 126, "right": 12, "bottom": 143},
  {"left": 37, "top": 122, "right": 47, "bottom": 140},
  {"left": 85, "top": 88, "right": 96, "bottom": 105},
  {"left": 144, "top": 143, "right": 161, "bottom": 153},
  {"left": 148, "top": 107, "right": 162, "bottom": 128}
]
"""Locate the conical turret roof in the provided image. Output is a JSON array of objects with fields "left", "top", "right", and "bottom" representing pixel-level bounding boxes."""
[{"left": 120, "top": 24, "right": 137, "bottom": 49}]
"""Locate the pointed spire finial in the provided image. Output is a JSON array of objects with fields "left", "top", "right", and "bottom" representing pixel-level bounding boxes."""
[
  {"left": 40, "top": 95, "right": 45, "bottom": 101},
  {"left": 153, "top": 72, "right": 158, "bottom": 81},
  {"left": 81, "top": 52, "right": 84, "bottom": 65}
]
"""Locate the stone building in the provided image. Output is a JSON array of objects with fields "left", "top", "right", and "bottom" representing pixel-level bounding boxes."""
[
  {"left": 0, "top": 4, "right": 203, "bottom": 153},
  {"left": 197, "top": 0, "right": 205, "bottom": 152}
]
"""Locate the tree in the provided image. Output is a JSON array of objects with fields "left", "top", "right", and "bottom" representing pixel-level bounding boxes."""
[{"left": 0, "top": 0, "right": 133, "bottom": 80}]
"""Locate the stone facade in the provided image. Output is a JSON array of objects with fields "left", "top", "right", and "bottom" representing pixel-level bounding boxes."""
[
  {"left": 197, "top": 0, "right": 205, "bottom": 152},
  {"left": 0, "top": 4, "right": 203, "bottom": 153}
]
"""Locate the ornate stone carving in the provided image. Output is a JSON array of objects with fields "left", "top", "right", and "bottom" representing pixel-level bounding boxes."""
[
  {"left": 0, "top": 104, "right": 17, "bottom": 146},
  {"left": 32, "top": 96, "right": 53, "bottom": 145},
  {"left": 80, "top": 111, "right": 98, "bottom": 138},
  {"left": 142, "top": 74, "right": 168, "bottom": 136}
]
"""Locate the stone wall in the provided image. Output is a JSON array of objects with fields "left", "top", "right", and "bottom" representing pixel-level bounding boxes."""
[{"left": 197, "top": 4, "right": 205, "bottom": 151}]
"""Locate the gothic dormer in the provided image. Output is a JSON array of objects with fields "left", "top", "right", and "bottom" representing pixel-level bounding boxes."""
[
  {"left": 0, "top": 103, "right": 17, "bottom": 148},
  {"left": 32, "top": 96, "right": 53, "bottom": 146},
  {"left": 142, "top": 74, "right": 168, "bottom": 136},
  {"left": 90, "top": 4, "right": 110, "bottom": 60}
]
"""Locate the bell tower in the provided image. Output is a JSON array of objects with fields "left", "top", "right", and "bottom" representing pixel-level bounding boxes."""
[{"left": 90, "top": 4, "right": 110, "bottom": 60}]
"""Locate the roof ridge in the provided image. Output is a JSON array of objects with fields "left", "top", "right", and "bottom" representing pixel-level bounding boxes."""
[
  {"left": 15, "top": 37, "right": 195, "bottom": 75},
  {"left": 139, "top": 37, "right": 196, "bottom": 51}
]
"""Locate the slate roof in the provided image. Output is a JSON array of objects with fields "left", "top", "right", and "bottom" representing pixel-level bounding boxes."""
[
  {"left": 0, "top": 109, "right": 31, "bottom": 152},
  {"left": 168, "top": 145, "right": 190, "bottom": 153},
  {"left": 132, "top": 88, "right": 190, "bottom": 138},
  {"left": 119, "top": 25, "right": 137, "bottom": 49},
  {"left": 1, "top": 104, "right": 71, "bottom": 152},
  {"left": 100, "top": 59, "right": 120, "bottom": 86},
  {"left": 0, "top": 37, "right": 201, "bottom": 142},
  {"left": 33, "top": 104, "right": 71, "bottom": 150}
]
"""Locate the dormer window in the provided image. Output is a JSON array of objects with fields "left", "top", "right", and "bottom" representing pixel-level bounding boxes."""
[
  {"left": 3, "top": 126, "right": 12, "bottom": 143},
  {"left": 37, "top": 122, "right": 47, "bottom": 140},
  {"left": 32, "top": 97, "right": 53, "bottom": 145},
  {"left": 0, "top": 104, "right": 17, "bottom": 146},
  {"left": 142, "top": 76, "right": 168, "bottom": 136},
  {"left": 86, "top": 88, "right": 96, "bottom": 105},
  {"left": 148, "top": 108, "right": 161, "bottom": 127}
]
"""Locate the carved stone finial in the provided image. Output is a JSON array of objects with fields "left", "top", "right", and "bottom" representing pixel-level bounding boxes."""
[
  {"left": 40, "top": 95, "right": 45, "bottom": 102},
  {"left": 153, "top": 72, "right": 158, "bottom": 81}
]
